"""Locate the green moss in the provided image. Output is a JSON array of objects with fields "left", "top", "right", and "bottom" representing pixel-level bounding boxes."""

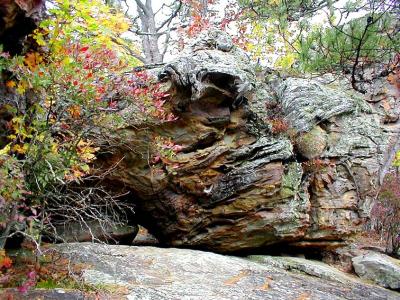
[
  {"left": 35, "top": 278, "right": 122, "bottom": 294},
  {"left": 36, "top": 279, "right": 63, "bottom": 289},
  {"left": 281, "top": 162, "right": 302, "bottom": 198}
]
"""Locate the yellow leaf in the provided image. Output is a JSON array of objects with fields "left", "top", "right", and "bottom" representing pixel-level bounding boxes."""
[
  {"left": 77, "top": 139, "right": 99, "bottom": 162},
  {"left": 33, "top": 29, "right": 47, "bottom": 46},
  {"left": 37, "top": 133, "right": 45, "bottom": 142},
  {"left": 0, "top": 144, "right": 11, "bottom": 156},
  {"left": 275, "top": 53, "right": 297, "bottom": 69},
  {"left": 72, "top": 168, "right": 85, "bottom": 178},
  {"left": 80, "top": 152, "right": 96, "bottom": 162},
  {"left": 62, "top": 56, "right": 72, "bottom": 66},
  {"left": 12, "top": 144, "right": 29, "bottom": 154},
  {"left": 51, "top": 143, "right": 58, "bottom": 154},
  {"left": 16, "top": 82, "right": 27, "bottom": 95},
  {"left": 44, "top": 98, "right": 53, "bottom": 108}
]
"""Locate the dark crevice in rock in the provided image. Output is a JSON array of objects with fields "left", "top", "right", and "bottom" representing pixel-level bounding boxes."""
[
  {"left": 181, "top": 131, "right": 220, "bottom": 153},
  {"left": 0, "top": 15, "right": 36, "bottom": 55},
  {"left": 0, "top": 1, "right": 44, "bottom": 56}
]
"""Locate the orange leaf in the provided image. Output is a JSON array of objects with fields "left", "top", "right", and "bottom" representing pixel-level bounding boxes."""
[
  {"left": 257, "top": 276, "right": 273, "bottom": 290},
  {"left": 382, "top": 99, "right": 392, "bottom": 112},
  {"left": 387, "top": 74, "right": 395, "bottom": 84},
  {"left": 6, "top": 80, "right": 16, "bottom": 88},
  {"left": 0, "top": 256, "right": 13, "bottom": 269},
  {"left": 24, "top": 52, "right": 42, "bottom": 71},
  {"left": 68, "top": 105, "right": 81, "bottom": 119},
  {"left": 296, "top": 292, "right": 311, "bottom": 300},
  {"left": 224, "top": 270, "right": 250, "bottom": 285}
]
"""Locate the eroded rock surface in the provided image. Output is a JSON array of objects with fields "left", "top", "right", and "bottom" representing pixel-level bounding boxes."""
[
  {"left": 104, "top": 29, "right": 387, "bottom": 253},
  {"left": 56, "top": 243, "right": 399, "bottom": 300}
]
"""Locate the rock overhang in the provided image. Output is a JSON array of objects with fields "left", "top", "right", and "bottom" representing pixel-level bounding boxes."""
[{"left": 101, "top": 28, "right": 386, "bottom": 253}]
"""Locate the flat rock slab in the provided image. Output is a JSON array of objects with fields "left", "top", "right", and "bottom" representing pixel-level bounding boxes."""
[
  {"left": 56, "top": 243, "right": 399, "bottom": 300},
  {"left": 247, "top": 255, "right": 359, "bottom": 284}
]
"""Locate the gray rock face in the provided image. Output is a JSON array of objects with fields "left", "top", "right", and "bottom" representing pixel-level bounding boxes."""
[
  {"left": 352, "top": 251, "right": 400, "bottom": 290},
  {"left": 276, "top": 78, "right": 355, "bottom": 133},
  {"left": 103, "top": 29, "right": 388, "bottom": 253},
  {"left": 56, "top": 243, "right": 400, "bottom": 300}
]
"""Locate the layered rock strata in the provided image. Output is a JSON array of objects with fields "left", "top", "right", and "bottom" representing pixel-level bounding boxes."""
[{"left": 104, "top": 30, "right": 387, "bottom": 253}]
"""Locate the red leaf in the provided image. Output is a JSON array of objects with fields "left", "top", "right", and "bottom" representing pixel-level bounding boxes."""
[
  {"left": 60, "top": 123, "right": 70, "bottom": 130},
  {"left": 109, "top": 101, "right": 118, "bottom": 108},
  {"left": 80, "top": 46, "right": 89, "bottom": 52}
]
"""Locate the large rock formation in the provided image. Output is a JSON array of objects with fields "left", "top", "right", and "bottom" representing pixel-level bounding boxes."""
[{"left": 103, "top": 30, "right": 388, "bottom": 253}]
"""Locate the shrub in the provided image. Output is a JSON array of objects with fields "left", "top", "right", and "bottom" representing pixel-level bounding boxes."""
[{"left": 369, "top": 172, "right": 400, "bottom": 256}]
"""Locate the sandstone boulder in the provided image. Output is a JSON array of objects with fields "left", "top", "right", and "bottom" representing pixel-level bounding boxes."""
[
  {"left": 0, "top": 0, "right": 45, "bottom": 55},
  {"left": 295, "top": 125, "right": 327, "bottom": 159},
  {"left": 102, "top": 29, "right": 387, "bottom": 253},
  {"left": 352, "top": 251, "right": 400, "bottom": 290}
]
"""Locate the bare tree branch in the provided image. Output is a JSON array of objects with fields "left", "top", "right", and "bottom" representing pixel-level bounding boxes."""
[
  {"left": 156, "top": 0, "right": 183, "bottom": 32},
  {"left": 133, "top": 0, "right": 149, "bottom": 16}
]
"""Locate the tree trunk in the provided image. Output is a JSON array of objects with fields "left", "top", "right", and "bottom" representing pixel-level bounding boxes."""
[{"left": 135, "top": 0, "right": 163, "bottom": 64}]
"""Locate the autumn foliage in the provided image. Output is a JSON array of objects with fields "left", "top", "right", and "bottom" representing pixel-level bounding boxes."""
[
  {"left": 369, "top": 172, "right": 400, "bottom": 256},
  {"left": 0, "top": 0, "right": 180, "bottom": 292}
]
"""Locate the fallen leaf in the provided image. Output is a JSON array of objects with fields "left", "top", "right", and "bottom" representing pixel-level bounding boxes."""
[
  {"left": 224, "top": 270, "right": 251, "bottom": 285},
  {"left": 257, "top": 276, "right": 273, "bottom": 290},
  {"left": 296, "top": 292, "right": 311, "bottom": 300}
]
